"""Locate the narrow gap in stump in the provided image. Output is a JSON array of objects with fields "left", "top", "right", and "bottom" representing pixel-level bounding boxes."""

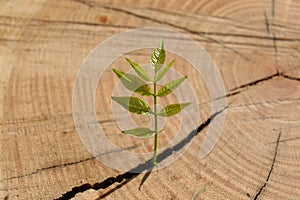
[
  {"left": 281, "top": 74, "right": 300, "bottom": 82},
  {"left": 229, "top": 71, "right": 280, "bottom": 92},
  {"left": 253, "top": 131, "right": 281, "bottom": 200},
  {"left": 217, "top": 70, "right": 300, "bottom": 101}
]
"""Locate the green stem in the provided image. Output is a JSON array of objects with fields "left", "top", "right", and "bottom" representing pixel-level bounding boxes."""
[{"left": 153, "top": 71, "right": 158, "bottom": 166}]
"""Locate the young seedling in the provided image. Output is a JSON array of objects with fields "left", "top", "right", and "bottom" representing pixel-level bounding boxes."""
[{"left": 112, "top": 39, "right": 191, "bottom": 167}]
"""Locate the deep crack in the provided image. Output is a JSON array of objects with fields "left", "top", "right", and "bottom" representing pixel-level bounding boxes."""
[
  {"left": 217, "top": 71, "right": 300, "bottom": 100},
  {"left": 213, "top": 71, "right": 280, "bottom": 100},
  {"left": 253, "top": 131, "right": 281, "bottom": 200},
  {"left": 281, "top": 74, "right": 300, "bottom": 82},
  {"left": 230, "top": 71, "right": 279, "bottom": 92}
]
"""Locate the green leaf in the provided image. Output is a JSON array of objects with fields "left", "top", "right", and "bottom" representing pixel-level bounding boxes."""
[
  {"left": 156, "top": 59, "right": 175, "bottom": 82},
  {"left": 112, "top": 68, "right": 152, "bottom": 96},
  {"left": 135, "top": 85, "right": 153, "bottom": 96},
  {"left": 125, "top": 58, "right": 152, "bottom": 81},
  {"left": 150, "top": 39, "right": 166, "bottom": 71},
  {"left": 157, "top": 102, "right": 191, "bottom": 117},
  {"left": 156, "top": 76, "right": 187, "bottom": 97},
  {"left": 122, "top": 127, "right": 155, "bottom": 138},
  {"left": 111, "top": 96, "right": 151, "bottom": 114}
]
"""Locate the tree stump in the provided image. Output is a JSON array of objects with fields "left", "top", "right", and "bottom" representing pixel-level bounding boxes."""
[{"left": 0, "top": 0, "right": 299, "bottom": 199}]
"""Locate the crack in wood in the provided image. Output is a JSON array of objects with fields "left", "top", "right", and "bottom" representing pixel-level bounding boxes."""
[
  {"left": 215, "top": 70, "right": 300, "bottom": 102},
  {"left": 271, "top": 0, "right": 278, "bottom": 65},
  {"left": 281, "top": 74, "right": 300, "bottom": 81},
  {"left": 263, "top": 11, "right": 270, "bottom": 34},
  {"left": 3, "top": 157, "right": 95, "bottom": 181},
  {"left": 96, "top": 174, "right": 137, "bottom": 199},
  {"left": 55, "top": 108, "right": 227, "bottom": 200},
  {"left": 213, "top": 72, "right": 279, "bottom": 100},
  {"left": 263, "top": 0, "right": 278, "bottom": 64},
  {"left": 3, "top": 145, "right": 139, "bottom": 181},
  {"left": 1, "top": 112, "right": 114, "bottom": 126},
  {"left": 230, "top": 72, "right": 280, "bottom": 92},
  {"left": 253, "top": 131, "right": 281, "bottom": 200}
]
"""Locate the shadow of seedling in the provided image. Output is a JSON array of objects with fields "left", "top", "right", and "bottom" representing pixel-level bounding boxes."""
[{"left": 56, "top": 108, "right": 225, "bottom": 200}]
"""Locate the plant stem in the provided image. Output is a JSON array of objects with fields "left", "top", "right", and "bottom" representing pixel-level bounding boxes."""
[{"left": 152, "top": 71, "right": 158, "bottom": 166}]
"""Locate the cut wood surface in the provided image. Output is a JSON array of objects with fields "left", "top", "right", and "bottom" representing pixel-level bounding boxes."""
[{"left": 0, "top": 0, "right": 300, "bottom": 199}]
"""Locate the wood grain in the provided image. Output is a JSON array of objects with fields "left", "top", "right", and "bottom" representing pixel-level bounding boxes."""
[{"left": 0, "top": 0, "right": 299, "bottom": 199}]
